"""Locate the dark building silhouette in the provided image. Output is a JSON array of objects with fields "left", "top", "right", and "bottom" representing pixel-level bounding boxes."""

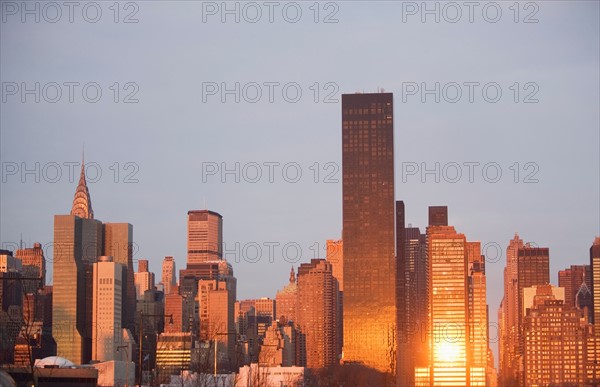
[{"left": 428, "top": 206, "right": 448, "bottom": 227}]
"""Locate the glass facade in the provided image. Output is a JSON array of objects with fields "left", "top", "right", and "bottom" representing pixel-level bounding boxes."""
[
  {"left": 428, "top": 226, "right": 468, "bottom": 386},
  {"left": 467, "top": 242, "right": 486, "bottom": 386},
  {"left": 52, "top": 214, "right": 102, "bottom": 364},
  {"left": 342, "top": 92, "right": 396, "bottom": 374}
]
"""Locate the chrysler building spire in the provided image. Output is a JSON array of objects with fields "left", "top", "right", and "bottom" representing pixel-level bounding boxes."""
[{"left": 70, "top": 151, "right": 94, "bottom": 219}]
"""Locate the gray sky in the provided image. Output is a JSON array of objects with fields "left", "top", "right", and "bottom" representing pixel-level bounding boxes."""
[{"left": 1, "top": 0, "right": 599, "bottom": 364}]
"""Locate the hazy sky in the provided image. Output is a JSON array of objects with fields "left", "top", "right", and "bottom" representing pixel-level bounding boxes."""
[{"left": 1, "top": 0, "right": 599, "bottom": 362}]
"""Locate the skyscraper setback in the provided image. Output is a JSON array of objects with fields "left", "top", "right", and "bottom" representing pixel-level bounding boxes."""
[{"left": 341, "top": 92, "right": 397, "bottom": 374}]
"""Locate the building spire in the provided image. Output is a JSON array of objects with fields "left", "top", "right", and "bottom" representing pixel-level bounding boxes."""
[
  {"left": 289, "top": 266, "right": 296, "bottom": 284},
  {"left": 70, "top": 149, "right": 94, "bottom": 219}
]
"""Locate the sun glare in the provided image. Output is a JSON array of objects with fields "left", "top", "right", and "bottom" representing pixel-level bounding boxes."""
[{"left": 435, "top": 341, "right": 462, "bottom": 364}]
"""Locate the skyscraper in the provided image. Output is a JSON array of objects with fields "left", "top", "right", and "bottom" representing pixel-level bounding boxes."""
[
  {"left": 254, "top": 297, "right": 276, "bottom": 338},
  {"left": 53, "top": 162, "right": 102, "bottom": 364},
  {"left": 181, "top": 209, "right": 238, "bottom": 373},
  {"left": 326, "top": 240, "right": 343, "bottom": 291},
  {"left": 403, "top": 226, "right": 428, "bottom": 371},
  {"left": 296, "top": 259, "right": 339, "bottom": 369},
  {"left": 516, "top": 244, "right": 550, "bottom": 384},
  {"left": 71, "top": 160, "right": 94, "bottom": 220},
  {"left": 419, "top": 225, "right": 469, "bottom": 386},
  {"left": 415, "top": 212, "right": 491, "bottom": 387},
  {"left": 15, "top": 242, "right": 46, "bottom": 292},
  {"left": 499, "top": 233, "right": 524, "bottom": 385},
  {"left": 396, "top": 200, "right": 410, "bottom": 386},
  {"left": 342, "top": 92, "right": 396, "bottom": 374},
  {"left": 134, "top": 259, "right": 155, "bottom": 300},
  {"left": 162, "top": 256, "right": 177, "bottom": 296},
  {"left": 275, "top": 268, "right": 297, "bottom": 324},
  {"left": 428, "top": 206, "right": 448, "bottom": 227},
  {"left": 558, "top": 264, "right": 591, "bottom": 307},
  {"left": 591, "top": 237, "right": 600, "bottom": 325},
  {"left": 92, "top": 256, "right": 124, "bottom": 361},
  {"left": 466, "top": 242, "right": 487, "bottom": 386},
  {"left": 187, "top": 210, "right": 223, "bottom": 265},
  {"left": 326, "top": 240, "right": 344, "bottom": 363},
  {"left": 103, "top": 222, "right": 135, "bottom": 333},
  {"left": 522, "top": 284, "right": 597, "bottom": 386},
  {"left": 235, "top": 300, "right": 259, "bottom": 362},
  {"left": 198, "top": 277, "right": 236, "bottom": 371},
  {"left": 164, "top": 285, "right": 184, "bottom": 333}
]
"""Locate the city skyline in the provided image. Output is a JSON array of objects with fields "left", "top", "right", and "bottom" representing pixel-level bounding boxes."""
[
  {"left": 2, "top": 89, "right": 598, "bottom": 373},
  {"left": 1, "top": 2, "right": 599, "bottom": 384},
  {"left": 2, "top": 112, "right": 599, "bottom": 374},
  {"left": 2, "top": 3, "right": 598, "bottom": 311}
]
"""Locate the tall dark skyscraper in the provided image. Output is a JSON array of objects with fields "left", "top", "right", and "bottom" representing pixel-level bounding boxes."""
[
  {"left": 428, "top": 206, "right": 448, "bottom": 227},
  {"left": 342, "top": 92, "right": 397, "bottom": 375}
]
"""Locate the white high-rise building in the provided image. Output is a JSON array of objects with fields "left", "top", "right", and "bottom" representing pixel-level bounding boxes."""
[{"left": 92, "top": 256, "right": 124, "bottom": 361}]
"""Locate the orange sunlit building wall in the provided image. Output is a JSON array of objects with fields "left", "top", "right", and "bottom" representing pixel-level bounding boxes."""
[
  {"left": 467, "top": 242, "right": 487, "bottom": 386},
  {"left": 426, "top": 225, "right": 468, "bottom": 386},
  {"left": 341, "top": 92, "right": 397, "bottom": 375},
  {"left": 415, "top": 220, "right": 491, "bottom": 387}
]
